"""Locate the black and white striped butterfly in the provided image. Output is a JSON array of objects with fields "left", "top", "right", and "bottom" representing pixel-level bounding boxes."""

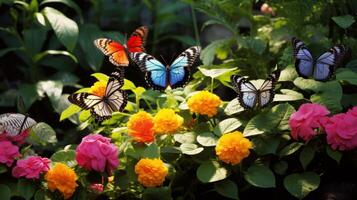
[
  {"left": 292, "top": 37, "right": 347, "bottom": 81},
  {"left": 68, "top": 69, "right": 128, "bottom": 121},
  {"left": 0, "top": 113, "right": 37, "bottom": 136},
  {"left": 231, "top": 70, "right": 280, "bottom": 109},
  {"left": 130, "top": 46, "right": 201, "bottom": 91}
]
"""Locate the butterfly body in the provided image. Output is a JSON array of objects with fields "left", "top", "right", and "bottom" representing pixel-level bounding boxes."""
[
  {"left": 231, "top": 70, "right": 280, "bottom": 109},
  {"left": 68, "top": 69, "right": 127, "bottom": 121},
  {"left": 292, "top": 37, "right": 346, "bottom": 81},
  {"left": 130, "top": 46, "right": 201, "bottom": 91},
  {"left": 94, "top": 26, "right": 148, "bottom": 67}
]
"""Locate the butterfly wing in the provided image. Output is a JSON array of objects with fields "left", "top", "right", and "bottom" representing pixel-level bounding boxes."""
[
  {"left": 94, "top": 38, "right": 129, "bottom": 67},
  {"left": 314, "top": 45, "right": 346, "bottom": 81},
  {"left": 231, "top": 75, "right": 258, "bottom": 109},
  {"left": 126, "top": 26, "right": 148, "bottom": 53},
  {"left": 292, "top": 37, "right": 314, "bottom": 78},
  {"left": 258, "top": 70, "right": 280, "bottom": 107},
  {"left": 0, "top": 113, "right": 37, "bottom": 136},
  {"left": 130, "top": 52, "right": 168, "bottom": 90},
  {"left": 169, "top": 46, "right": 201, "bottom": 89}
]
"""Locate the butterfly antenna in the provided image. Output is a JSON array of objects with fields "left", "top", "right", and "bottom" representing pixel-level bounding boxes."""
[
  {"left": 169, "top": 53, "right": 177, "bottom": 64},
  {"left": 160, "top": 55, "right": 169, "bottom": 67},
  {"left": 18, "top": 114, "right": 29, "bottom": 135},
  {"left": 17, "top": 95, "right": 26, "bottom": 114}
]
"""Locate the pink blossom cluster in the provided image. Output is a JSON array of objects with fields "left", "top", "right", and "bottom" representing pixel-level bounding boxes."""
[{"left": 289, "top": 103, "right": 357, "bottom": 151}]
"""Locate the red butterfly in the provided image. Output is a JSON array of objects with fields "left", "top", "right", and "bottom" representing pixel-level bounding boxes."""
[{"left": 94, "top": 26, "right": 148, "bottom": 67}]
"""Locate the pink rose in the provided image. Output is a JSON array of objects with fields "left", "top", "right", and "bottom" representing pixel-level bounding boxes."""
[
  {"left": 322, "top": 109, "right": 357, "bottom": 150},
  {"left": 89, "top": 183, "right": 104, "bottom": 193},
  {"left": 0, "top": 130, "right": 30, "bottom": 146},
  {"left": 12, "top": 156, "right": 51, "bottom": 179},
  {"left": 76, "top": 134, "right": 119, "bottom": 174},
  {"left": 347, "top": 106, "right": 357, "bottom": 117},
  {"left": 289, "top": 103, "right": 330, "bottom": 141},
  {"left": 0, "top": 141, "right": 20, "bottom": 167}
]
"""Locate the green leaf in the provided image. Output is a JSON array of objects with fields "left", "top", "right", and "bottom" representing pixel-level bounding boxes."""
[
  {"left": 326, "top": 146, "right": 342, "bottom": 163},
  {"left": 279, "top": 142, "right": 303, "bottom": 157},
  {"left": 273, "top": 161, "right": 288, "bottom": 175},
  {"left": 243, "top": 103, "right": 295, "bottom": 137},
  {"left": 244, "top": 164, "right": 276, "bottom": 188},
  {"left": 143, "top": 187, "right": 172, "bottom": 200},
  {"left": 18, "top": 84, "right": 38, "bottom": 111},
  {"left": 214, "top": 179, "right": 239, "bottom": 200},
  {"left": 279, "top": 64, "right": 298, "bottom": 82},
  {"left": 274, "top": 89, "right": 304, "bottom": 102},
  {"left": 37, "top": 80, "right": 63, "bottom": 106},
  {"left": 143, "top": 143, "right": 160, "bottom": 158},
  {"left": 252, "top": 135, "right": 280, "bottom": 155},
  {"left": 33, "top": 50, "right": 77, "bottom": 63},
  {"left": 198, "top": 67, "right": 236, "bottom": 79},
  {"left": 237, "top": 36, "right": 267, "bottom": 55},
  {"left": 0, "top": 165, "right": 7, "bottom": 174},
  {"left": 0, "top": 184, "right": 11, "bottom": 200},
  {"left": 336, "top": 68, "right": 357, "bottom": 85},
  {"left": 180, "top": 143, "right": 204, "bottom": 155},
  {"left": 200, "top": 39, "right": 231, "bottom": 66},
  {"left": 40, "top": 0, "right": 83, "bottom": 22},
  {"left": 197, "top": 132, "right": 218, "bottom": 147},
  {"left": 91, "top": 72, "right": 108, "bottom": 82},
  {"left": 60, "top": 104, "right": 81, "bottom": 121},
  {"left": 42, "top": 7, "right": 78, "bottom": 51},
  {"left": 283, "top": 172, "right": 320, "bottom": 199},
  {"left": 332, "top": 15, "right": 355, "bottom": 29},
  {"left": 299, "top": 143, "right": 317, "bottom": 170},
  {"left": 224, "top": 98, "right": 244, "bottom": 115},
  {"left": 27, "top": 122, "right": 57, "bottom": 146},
  {"left": 17, "top": 179, "right": 36, "bottom": 200},
  {"left": 197, "top": 160, "right": 230, "bottom": 183},
  {"left": 346, "top": 59, "right": 357, "bottom": 72},
  {"left": 174, "top": 132, "right": 196, "bottom": 144},
  {"left": 23, "top": 28, "right": 47, "bottom": 57},
  {"left": 122, "top": 79, "right": 136, "bottom": 90},
  {"left": 50, "top": 149, "right": 76, "bottom": 167},
  {"left": 214, "top": 118, "right": 242, "bottom": 136},
  {"left": 34, "top": 189, "right": 53, "bottom": 200}
]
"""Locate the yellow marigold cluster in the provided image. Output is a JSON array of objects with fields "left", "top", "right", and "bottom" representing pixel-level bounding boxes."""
[
  {"left": 215, "top": 131, "right": 253, "bottom": 165},
  {"left": 90, "top": 80, "right": 107, "bottom": 97},
  {"left": 45, "top": 163, "right": 78, "bottom": 199},
  {"left": 127, "top": 111, "right": 155, "bottom": 143},
  {"left": 154, "top": 108, "right": 184, "bottom": 134},
  {"left": 187, "top": 91, "right": 222, "bottom": 117},
  {"left": 134, "top": 158, "right": 168, "bottom": 187}
]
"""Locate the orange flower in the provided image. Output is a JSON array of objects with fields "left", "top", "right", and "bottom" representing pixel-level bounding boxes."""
[
  {"left": 45, "top": 163, "right": 78, "bottom": 199},
  {"left": 187, "top": 91, "right": 222, "bottom": 117},
  {"left": 90, "top": 81, "right": 107, "bottom": 97},
  {"left": 127, "top": 111, "right": 155, "bottom": 143},
  {"left": 135, "top": 158, "right": 168, "bottom": 187},
  {"left": 154, "top": 108, "right": 183, "bottom": 134},
  {"left": 215, "top": 131, "right": 252, "bottom": 165}
]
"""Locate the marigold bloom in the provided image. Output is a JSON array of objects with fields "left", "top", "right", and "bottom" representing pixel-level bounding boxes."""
[
  {"left": 76, "top": 134, "right": 119, "bottom": 174},
  {"left": 154, "top": 108, "right": 184, "bottom": 134},
  {"left": 90, "top": 81, "right": 107, "bottom": 97},
  {"left": 12, "top": 156, "right": 51, "bottom": 179},
  {"left": 215, "top": 131, "right": 252, "bottom": 165},
  {"left": 127, "top": 111, "right": 155, "bottom": 143},
  {"left": 45, "top": 163, "right": 78, "bottom": 199},
  {"left": 187, "top": 91, "right": 222, "bottom": 117},
  {"left": 135, "top": 158, "right": 168, "bottom": 187}
]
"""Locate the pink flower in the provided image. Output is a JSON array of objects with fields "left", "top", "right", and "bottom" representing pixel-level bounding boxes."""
[
  {"left": 289, "top": 103, "right": 330, "bottom": 141},
  {"left": 76, "top": 134, "right": 119, "bottom": 174},
  {"left": 89, "top": 183, "right": 104, "bottom": 193},
  {"left": 322, "top": 108, "right": 357, "bottom": 151},
  {"left": 12, "top": 156, "right": 51, "bottom": 179},
  {"left": 0, "top": 130, "right": 30, "bottom": 146},
  {"left": 0, "top": 141, "right": 20, "bottom": 167}
]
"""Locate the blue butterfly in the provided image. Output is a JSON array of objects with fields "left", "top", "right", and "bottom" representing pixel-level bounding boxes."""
[
  {"left": 231, "top": 70, "right": 280, "bottom": 109},
  {"left": 130, "top": 46, "right": 201, "bottom": 90},
  {"left": 292, "top": 38, "right": 347, "bottom": 81}
]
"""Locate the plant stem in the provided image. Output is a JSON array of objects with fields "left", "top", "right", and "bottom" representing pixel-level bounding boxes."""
[
  {"left": 190, "top": 5, "right": 200, "bottom": 45},
  {"left": 210, "top": 78, "right": 214, "bottom": 92}
]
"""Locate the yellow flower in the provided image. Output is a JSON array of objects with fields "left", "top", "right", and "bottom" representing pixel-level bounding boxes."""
[
  {"left": 154, "top": 108, "right": 184, "bottom": 134},
  {"left": 127, "top": 111, "right": 155, "bottom": 143},
  {"left": 187, "top": 91, "right": 222, "bottom": 117},
  {"left": 90, "top": 81, "right": 107, "bottom": 97},
  {"left": 215, "top": 131, "right": 252, "bottom": 165},
  {"left": 45, "top": 163, "right": 78, "bottom": 199},
  {"left": 135, "top": 158, "right": 168, "bottom": 187}
]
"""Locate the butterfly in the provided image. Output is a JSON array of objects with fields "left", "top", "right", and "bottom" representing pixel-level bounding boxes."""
[
  {"left": 231, "top": 70, "right": 280, "bottom": 109},
  {"left": 130, "top": 46, "right": 201, "bottom": 91},
  {"left": 68, "top": 69, "right": 128, "bottom": 121},
  {"left": 292, "top": 37, "right": 347, "bottom": 81},
  {"left": 0, "top": 113, "right": 37, "bottom": 136},
  {"left": 94, "top": 26, "right": 148, "bottom": 67}
]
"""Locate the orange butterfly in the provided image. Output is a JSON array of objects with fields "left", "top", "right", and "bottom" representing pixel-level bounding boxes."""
[{"left": 94, "top": 26, "right": 148, "bottom": 67}]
